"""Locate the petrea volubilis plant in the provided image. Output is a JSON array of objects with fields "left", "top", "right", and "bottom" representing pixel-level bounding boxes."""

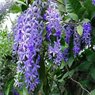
[{"left": 11, "top": 0, "right": 95, "bottom": 95}]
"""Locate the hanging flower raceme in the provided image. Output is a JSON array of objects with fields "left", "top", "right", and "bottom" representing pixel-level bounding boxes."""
[
  {"left": 82, "top": 22, "right": 92, "bottom": 46},
  {"left": 64, "top": 24, "right": 74, "bottom": 45},
  {"left": 63, "top": 48, "right": 69, "bottom": 62},
  {"left": 44, "top": 1, "right": 62, "bottom": 39},
  {"left": 92, "top": 0, "right": 95, "bottom": 5},
  {"left": 73, "top": 31, "right": 81, "bottom": 57},
  {"left": 45, "top": 1, "right": 63, "bottom": 65},
  {"left": 13, "top": 0, "right": 44, "bottom": 92},
  {"left": 62, "top": 24, "right": 74, "bottom": 61},
  {"left": 48, "top": 39, "right": 63, "bottom": 65}
]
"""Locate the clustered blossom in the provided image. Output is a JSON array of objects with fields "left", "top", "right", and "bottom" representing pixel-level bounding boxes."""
[
  {"left": 48, "top": 39, "right": 63, "bottom": 65},
  {"left": 0, "top": 0, "right": 13, "bottom": 15},
  {"left": 63, "top": 22, "right": 92, "bottom": 59},
  {"left": 64, "top": 24, "right": 74, "bottom": 45},
  {"left": 13, "top": 0, "right": 44, "bottom": 92},
  {"left": 63, "top": 48, "right": 69, "bottom": 62},
  {"left": 82, "top": 22, "right": 92, "bottom": 46},
  {"left": 73, "top": 31, "right": 81, "bottom": 57},
  {"left": 13, "top": 0, "right": 93, "bottom": 93},
  {"left": 44, "top": 1, "right": 62, "bottom": 39},
  {"left": 45, "top": 1, "right": 63, "bottom": 65},
  {"left": 92, "top": 0, "right": 95, "bottom": 5},
  {"left": 62, "top": 24, "right": 75, "bottom": 61}
]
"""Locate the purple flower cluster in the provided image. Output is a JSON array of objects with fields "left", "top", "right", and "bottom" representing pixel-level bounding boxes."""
[
  {"left": 64, "top": 24, "right": 74, "bottom": 45},
  {"left": 63, "top": 22, "right": 92, "bottom": 58},
  {"left": 44, "top": 1, "right": 62, "bottom": 39},
  {"left": 73, "top": 32, "right": 81, "bottom": 57},
  {"left": 12, "top": 88, "right": 19, "bottom": 95},
  {"left": 45, "top": 1, "right": 63, "bottom": 65},
  {"left": 82, "top": 22, "right": 92, "bottom": 46},
  {"left": 62, "top": 24, "right": 74, "bottom": 61},
  {"left": 13, "top": 1, "right": 44, "bottom": 92},
  {"left": 92, "top": 0, "right": 95, "bottom": 5},
  {"left": 48, "top": 39, "right": 63, "bottom": 65},
  {"left": 63, "top": 48, "right": 69, "bottom": 62}
]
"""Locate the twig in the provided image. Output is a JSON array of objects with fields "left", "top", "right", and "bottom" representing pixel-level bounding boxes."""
[
  {"left": 65, "top": 65, "right": 91, "bottom": 95},
  {"left": 70, "top": 77, "right": 91, "bottom": 95}
]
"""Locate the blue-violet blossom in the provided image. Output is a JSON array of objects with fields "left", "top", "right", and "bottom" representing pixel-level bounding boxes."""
[
  {"left": 73, "top": 31, "right": 81, "bottom": 57},
  {"left": 92, "top": 0, "right": 95, "bottom": 5},
  {"left": 64, "top": 24, "right": 74, "bottom": 45},
  {"left": 48, "top": 39, "right": 63, "bottom": 65},
  {"left": 82, "top": 22, "right": 92, "bottom": 46},
  {"left": 13, "top": 1, "right": 44, "bottom": 92},
  {"left": 44, "top": 1, "right": 62, "bottom": 39}
]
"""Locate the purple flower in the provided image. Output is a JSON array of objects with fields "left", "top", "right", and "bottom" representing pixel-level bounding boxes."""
[
  {"left": 13, "top": 0, "right": 44, "bottom": 92},
  {"left": 73, "top": 31, "right": 81, "bottom": 57},
  {"left": 63, "top": 48, "right": 69, "bottom": 62},
  {"left": 48, "top": 39, "right": 63, "bottom": 65},
  {"left": 83, "top": 22, "right": 91, "bottom": 32},
  {"left": 44, "top": 1, "right": 62, "bottom": 39},
  {"left": 64, "top": 24, "right": 74, "bottom": 45},
  {"left": 12, "top": 88, "right": 19, "bottom": 95},
  {"left": 92, "top": 0, "right": 95, "bottom": 5},
  {"left": 54, "top": 52, "right": 63, "bottom": 65},
  {"left": 82, "top": 22, "right": 92, "bottom": 46}
]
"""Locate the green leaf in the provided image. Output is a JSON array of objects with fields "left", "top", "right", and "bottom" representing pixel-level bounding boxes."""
[
  {"left": 57, "top": 0, "right": 63, "bottom": 4},
  {"left": 78, "top": 61, "right": 91, "bottom": 71},
  {"left": 90, "top": 89, "right": 95, "bottom": 95},
  {"left": 16, "top": 0, "right": 26, "bottom": 6},
  {"left": 4, "top": 80, "right": 14, "bottom": 95},
  {"left": 83, "top": 0, "right": 95, "bottom": 19},
  {"left": 78, "top": 6, "right": 86, "bottom": 19},
  {"left": 77, "top": 25, "right": 83, "bottom": 36},
  {"left": 86, "top": 52, "right": 95, "bottom": 63},
  {"left": 18, "top": 0, "right": 25, "bottom": 2},
  {"left": 90, "top": 67, "right": 95, "bottom": 80},
  {"left": 10, "top": 4, "right": 21, "bottom": 13},
  {"left": 64, "top": 0, "right": 82, "bottom": 14},
  {"left": 39, "top": 55, "right": 50, "bottom": 95},
  {"left": 58, "top": 4, "right": 65, "bottom": 13},
  {"left": 19, "top": 86, "right": 29, "bottom": 95},
  {"left": 62, "top": 70, "right": 74, "bottom": 79},
  {"left": 68, "top": 13, "right": 78, "bottom": 21},
  {"left": 64, "top": 0, "right": 73, "bottom": 13},
  {"left": 67, "top": 57, "right": 74, "bottom": 68},
  {"left": 83, "top": 19, "right": 90, "bottom": 23},
  {"left": 23, "top": 87, "right": 29, "bottom": 95}
]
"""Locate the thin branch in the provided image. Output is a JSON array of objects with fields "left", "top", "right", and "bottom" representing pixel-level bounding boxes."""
[
  {"left": 65, "top": 65, "right": 91, "bottom": 95},
  {"left": 70, "top": 77, "right": 91, "bottom": 95}
]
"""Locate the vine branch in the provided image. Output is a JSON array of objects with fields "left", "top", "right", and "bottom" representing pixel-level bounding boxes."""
[
  {"left": 70, "top": 77, "right": 91, "bottom": 95},
  {"left": 65, "top": 65, "right": 91, "bottom": 95}
]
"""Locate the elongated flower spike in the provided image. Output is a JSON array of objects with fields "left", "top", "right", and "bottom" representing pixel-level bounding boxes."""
[
  {"left": 82, "top": 22, "right": 92, "bottom": 46},
  {"left": 44, "top": 0, "right": 62, "bottom": 39},
  {"left": 73, "top": 31, "right": 81, "bottom": 57},
  {"left": 45, "top": 1, "right": 63, "bottom": 65},
  {"left": 13, "top": 0, "right": 44, "bottom": 92}
]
